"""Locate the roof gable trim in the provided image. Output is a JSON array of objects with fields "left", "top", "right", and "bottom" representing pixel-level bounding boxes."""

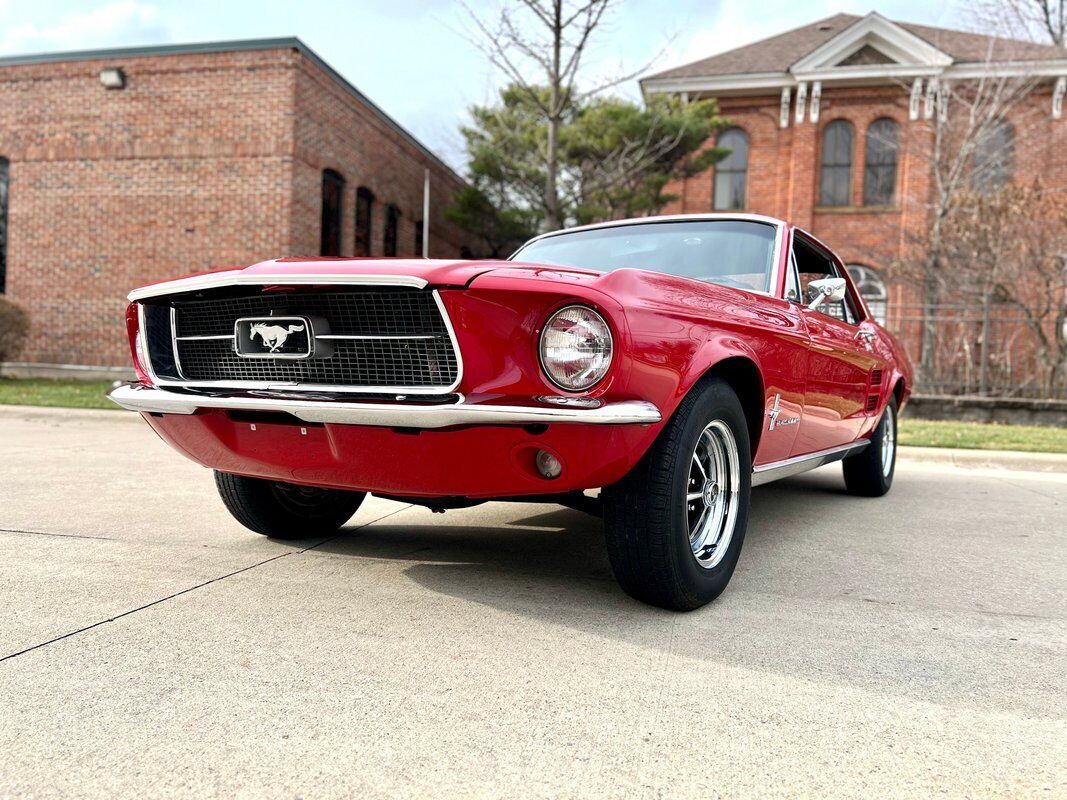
[{"left": 790, "top": 12, "right": 953, "bottom": 73}]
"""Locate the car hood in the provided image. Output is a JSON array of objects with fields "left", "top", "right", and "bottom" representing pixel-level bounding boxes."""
[{"left": 129, "top": 257, "right": 610, "bottom": 299}]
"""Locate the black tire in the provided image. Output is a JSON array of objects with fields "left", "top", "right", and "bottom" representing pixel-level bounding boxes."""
[
  {"left": 842, "top": 397, "right": 897, "bottom": 497},
  {"left": 602, "top": 378, "right": 752, "bottom": 611},
  {"left": 214, "top": 471, "right": 365, "bottom": 539}
]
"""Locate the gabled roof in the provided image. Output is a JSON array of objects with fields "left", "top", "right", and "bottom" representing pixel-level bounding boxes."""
[{"left": 646, "top": 13, "right": 1067, "bottom": 82}]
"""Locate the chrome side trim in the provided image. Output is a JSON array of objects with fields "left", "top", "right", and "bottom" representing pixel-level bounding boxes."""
[
  {"left": 142, "top": 290, "right": 465, "bottom": 396},
  {"left": 128, "top": 272, "right": 429, "bottom": 302},
  {"left": 751, "top": 441, "right": 869, "bottom": 487},
  {"left": 315, "top": 334, "right": 436, "bottom": 340},
  {"left": 107, "top": 384, "right": 662, "bottom": 429}
]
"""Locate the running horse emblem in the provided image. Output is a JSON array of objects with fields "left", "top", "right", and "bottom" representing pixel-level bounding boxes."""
[{"left": 248, "top": 322, "right": 306, "bottom": 353}]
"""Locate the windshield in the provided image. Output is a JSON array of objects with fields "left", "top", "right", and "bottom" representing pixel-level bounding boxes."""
[{"left": 511, "top": 219, "right": 778, "bottom": 293}]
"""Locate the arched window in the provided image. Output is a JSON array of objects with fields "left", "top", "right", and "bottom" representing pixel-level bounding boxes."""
[
  {"left": 819, "top": 120, "right": 854, "bottom": 206},
  {"left": 863, "top": 118, "right": 899, "bottom": 206},
  {"left": 846, "top": 264, "right": 888, "bottom": 325},
  {"left": 320, "top": 169, "right": 345, "bottom": 256},
  {"left": 972, "top": 120, "right": 1014, "bottom": 193},
  {"left": 354, "top": 186, "right": 374, "bottom": 256},
  {"left": 0, "top": 157, "right": 8, "bottom": 294},
  {"left": 383, "top": 204, "right": 400, "bottom": 257},
  {"left": 713, "top": 127, "right": 749, "bottom": 210}
]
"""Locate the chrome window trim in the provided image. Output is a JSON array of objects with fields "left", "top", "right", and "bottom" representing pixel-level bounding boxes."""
[
  {"left": 510, "top": 214, "right": 785, "bottom": 299},
  {"left": 751, "top": 440, "right": 869, "bottom": 486},
  {"left": 128, "top": 272, "right": 429, "bottom": 302},
  {"left": 108, "top": 384, "right": 662, "bottom": 429},
  {"left": 140, "top": 289, "right": 464, "bottom": 396}
]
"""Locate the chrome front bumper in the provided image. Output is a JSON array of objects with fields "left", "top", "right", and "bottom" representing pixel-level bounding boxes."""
[{"left": 108, "top": 384, "right": 662, "bottom": 429}]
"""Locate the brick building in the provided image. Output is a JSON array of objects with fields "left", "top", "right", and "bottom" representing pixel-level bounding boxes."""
[
  {"left": 643, "top": 12, "right": 1067, "bottom": 327},
  {"left": 0, "top": 38, "right": 472, "bottom": 370}
]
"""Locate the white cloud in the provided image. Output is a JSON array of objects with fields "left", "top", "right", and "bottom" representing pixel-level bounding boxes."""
[{"left": 0, "top": 1, "right": 172, "bottom": 55}]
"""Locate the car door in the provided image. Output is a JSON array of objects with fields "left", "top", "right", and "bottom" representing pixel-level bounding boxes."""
[{"left": 790, "top": 233, "right": 881, "bottom": 454}]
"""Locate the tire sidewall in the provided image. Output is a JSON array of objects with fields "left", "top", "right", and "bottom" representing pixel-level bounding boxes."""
[
  {"left": 669, "top": 381, "right": 752, "bottom": 604},
  {"left": 881, "top": 399, "right": 898, "bottom": 489}
]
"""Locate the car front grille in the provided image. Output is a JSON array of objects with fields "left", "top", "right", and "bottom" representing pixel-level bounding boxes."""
[{"left": 142, "top": 287, "right": 460, "bottom": 392}]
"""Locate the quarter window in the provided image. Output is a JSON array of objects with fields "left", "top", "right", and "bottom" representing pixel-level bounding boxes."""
[
  {"left": 713, "top": 127, "right": 749, "bottom": 211},
  {"left": 0, "top": 157, "right": 8, "bottom": 294},
  {"left": 383, "top": 204, "right": 400, "bottom": 257},
  {"left": 819, "top": 120, "right": 854, "bottom": 207},
  {"left": 846, "top": 264, "right": 888, "bottom": 325},
  {"left": 354, "top": 186, "right": 374, "bottom": 256},
  {"left": 863, "top": 118, "right": 898, "bottom": 206},
  {"left": 320, "top": 169, "right": 345, "bottom": 256}
]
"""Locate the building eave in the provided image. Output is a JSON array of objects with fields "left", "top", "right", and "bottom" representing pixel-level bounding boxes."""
[{"left": 643, "top": 59, "right": 1067, "bottom": 97}]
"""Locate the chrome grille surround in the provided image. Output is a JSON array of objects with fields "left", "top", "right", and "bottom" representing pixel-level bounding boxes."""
[{"left": 138, "top": 284, "right": 463, "bottom": 395}]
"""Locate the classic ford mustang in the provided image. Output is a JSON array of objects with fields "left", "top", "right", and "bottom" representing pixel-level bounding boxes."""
[{"left": 111, "top": 214, "right": 912, "bottom": 610}]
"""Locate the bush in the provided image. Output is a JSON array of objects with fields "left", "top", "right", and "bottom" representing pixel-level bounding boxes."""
[{"left": 0, "top": 297, "right": 29, "bottom": 362}]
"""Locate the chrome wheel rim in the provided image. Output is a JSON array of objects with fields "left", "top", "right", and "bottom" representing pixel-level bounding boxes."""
[
  {"left": 881, "top": 408, "right": 896, "bottom": 477},
  {"left": 686, "top": 420, "right": 741, "bottom": 570}
]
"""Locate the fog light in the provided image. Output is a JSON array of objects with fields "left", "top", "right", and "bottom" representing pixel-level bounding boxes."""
[{"left": 535, "top": 450, "right": 562, "bottom": 479}]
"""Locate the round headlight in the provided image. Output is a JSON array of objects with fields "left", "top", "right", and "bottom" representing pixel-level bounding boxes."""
[{"left": 539, "top": 305, "right": 613, "bottom": 392}]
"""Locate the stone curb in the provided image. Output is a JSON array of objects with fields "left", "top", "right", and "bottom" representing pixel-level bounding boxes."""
[{"left": 899, "top": 445, "right": 1067, "bottom": 474}]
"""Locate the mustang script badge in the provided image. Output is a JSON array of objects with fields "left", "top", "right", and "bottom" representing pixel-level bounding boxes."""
[{"left": 234, "top": 316, "right": 313, "bottom": 359}]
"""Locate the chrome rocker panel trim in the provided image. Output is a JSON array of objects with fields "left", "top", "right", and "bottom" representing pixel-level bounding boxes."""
[
  {"left": 751, "top": 440, "right": 870, "bottom": 486},
  {"left": 108, "top": 384, "right": 663, "bottom": 429}
]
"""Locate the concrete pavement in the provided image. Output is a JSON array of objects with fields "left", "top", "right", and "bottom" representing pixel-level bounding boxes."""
[{"left": 1, "top": 406, "right": 1065, "bottom": 798}]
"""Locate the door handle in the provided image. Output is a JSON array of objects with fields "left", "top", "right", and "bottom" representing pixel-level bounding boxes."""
[{"left": 856, "top": 330, "right": 876, "bottom": 341}]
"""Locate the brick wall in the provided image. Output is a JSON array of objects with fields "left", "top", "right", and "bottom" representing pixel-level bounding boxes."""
[{"left": 0, "top": 44, "right": 470, "bottom": 367}]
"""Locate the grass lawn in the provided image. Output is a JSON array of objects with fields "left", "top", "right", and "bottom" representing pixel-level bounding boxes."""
[
  {"left": 898, "top": 417, "right": 1067, "bottom": 454},
  {"left": 0, "top": 378, "right": 118, "bottom": 410}
]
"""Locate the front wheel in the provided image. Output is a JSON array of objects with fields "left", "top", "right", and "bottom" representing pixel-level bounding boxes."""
[
  {"left": 602, "top": 378, "right": 752, "bottom": 611},
  {"left": 214, "top": 472, "right": 366, "bottom": 539},
  {"left": 842, "top": 397, "right": 897, "bottom": 497}
]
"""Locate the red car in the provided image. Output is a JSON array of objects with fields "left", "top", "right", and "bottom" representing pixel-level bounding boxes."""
[{"left": 111, "top": 214, "right": 912, "bottom": 610}]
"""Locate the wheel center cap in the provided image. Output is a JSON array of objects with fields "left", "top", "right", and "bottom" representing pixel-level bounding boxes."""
[{"left": 702, "top": 480, "right": 719, "bottom": 507}]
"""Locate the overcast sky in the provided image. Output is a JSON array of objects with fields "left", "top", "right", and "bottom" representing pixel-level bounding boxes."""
[{"left": 0, "top": 0, "right": 969, "bottom": 170}]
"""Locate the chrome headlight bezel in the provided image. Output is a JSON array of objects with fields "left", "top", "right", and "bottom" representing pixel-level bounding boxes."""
[{"left": 538, "top": 304, "right": 614, "bottom": 393}]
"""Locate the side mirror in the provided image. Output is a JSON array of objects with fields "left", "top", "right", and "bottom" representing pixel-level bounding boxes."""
[{"left": 807, "top": 277, "right": 847, "bottom": 311}]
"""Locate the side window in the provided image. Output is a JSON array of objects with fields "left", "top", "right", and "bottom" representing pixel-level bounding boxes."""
[{"left": 792, "top": 238, "right": 860, "bottom": 324}]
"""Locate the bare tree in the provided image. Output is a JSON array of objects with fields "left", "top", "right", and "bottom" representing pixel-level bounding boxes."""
[
  {"left": 974, "top": 0, "right": 1066, "bottom": 45},
  {"left": 896, "top": 66, "right": 1040, "bottom": 380},
  {"left": 462, "top": 0, "right": 656, "bottom": 229}
]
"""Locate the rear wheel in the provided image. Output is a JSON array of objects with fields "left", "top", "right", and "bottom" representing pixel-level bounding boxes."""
[
  {"left": 842, "top": 397, "right": 897, "bottom": 497},
  {"left": 214, "top": 472, "right": 365, "bottom": 539},
  {"left": 602, "top": 378, "right": 752, "bottom": 611}
]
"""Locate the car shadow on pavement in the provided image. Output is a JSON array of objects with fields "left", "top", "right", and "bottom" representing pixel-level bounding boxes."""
[{"left": 312, "top": 467, "right": 1060, "bottom": 719}]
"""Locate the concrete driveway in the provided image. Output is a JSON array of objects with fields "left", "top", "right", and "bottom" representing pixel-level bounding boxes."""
[{"left": 1, "top": 406, "right": 1064, "bottom": 798}]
